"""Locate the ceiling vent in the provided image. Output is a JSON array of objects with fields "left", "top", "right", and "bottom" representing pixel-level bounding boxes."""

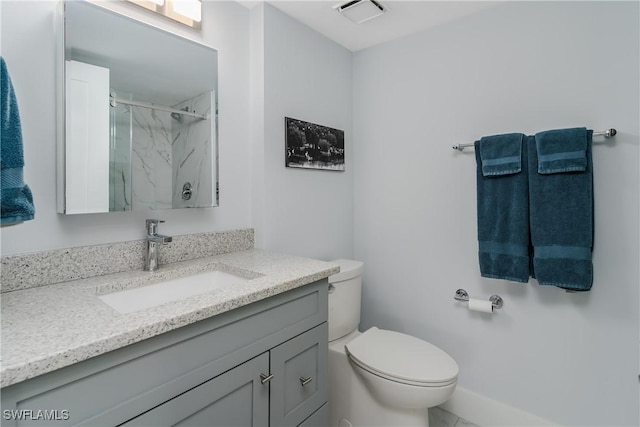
[{"left": 334, "top": 0, "right": 386, "bottom": 24}]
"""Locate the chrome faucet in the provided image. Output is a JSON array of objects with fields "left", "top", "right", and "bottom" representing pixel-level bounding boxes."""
[{"left": 144, "top": 219, "right": 173, "bottom": 271}]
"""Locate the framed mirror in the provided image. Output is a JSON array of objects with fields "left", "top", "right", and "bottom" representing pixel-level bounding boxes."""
[{"left": 57, "top": 0, "right": 218, "bottom": 214}]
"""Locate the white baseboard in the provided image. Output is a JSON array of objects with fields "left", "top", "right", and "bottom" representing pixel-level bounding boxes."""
[{"left": 439, "top": 386, "right": 560, "bottom": 427}]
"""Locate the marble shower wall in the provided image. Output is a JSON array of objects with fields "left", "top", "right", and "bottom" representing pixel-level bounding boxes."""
[
  {"left": 110, "top": 91, "right": 214, "bottom": 210},
  {"left": 171, "top": 91, "right": 215, "bottom": 208},
  {"left": 130, "top": 105, "right": 173, "bottom": 210}
]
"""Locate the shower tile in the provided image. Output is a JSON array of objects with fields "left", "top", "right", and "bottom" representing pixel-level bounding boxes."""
[
  {"left": 171, "top": 91, "right": 214, "bottom": 208},
  {"left": 130, "top": 105, "right": 173, "bottom": 209}
]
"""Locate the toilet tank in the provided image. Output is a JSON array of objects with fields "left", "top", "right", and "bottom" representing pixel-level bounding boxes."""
[{"left": 328, "top": 259, "right": 364, "bottom": 341}]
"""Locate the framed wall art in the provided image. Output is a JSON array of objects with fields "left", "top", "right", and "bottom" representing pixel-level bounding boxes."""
[{"left": 285, "top": 117, "right": 345, "bottom": 171}]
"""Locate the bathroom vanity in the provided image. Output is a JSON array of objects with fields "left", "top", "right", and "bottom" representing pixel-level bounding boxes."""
[{"left": 0, "top": 245, "right": 337, "bottom": 427}]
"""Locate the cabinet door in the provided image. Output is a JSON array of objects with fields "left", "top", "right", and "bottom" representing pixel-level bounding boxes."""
[
  {"left": 121, "top": 353, "right": 269, "bottom": 427},
  {"left": 270, "top": 323, "right": 328, "bottom": 427}
]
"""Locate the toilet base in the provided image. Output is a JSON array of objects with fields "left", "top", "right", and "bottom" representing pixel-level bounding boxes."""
[{"left": 329, "top": 331, "right": 430, "bottom": 427}]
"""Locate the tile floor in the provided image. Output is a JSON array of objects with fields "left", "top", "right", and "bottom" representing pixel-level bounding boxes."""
[{"left": 428, "top": 406, "right": 479, "bottom": 427}]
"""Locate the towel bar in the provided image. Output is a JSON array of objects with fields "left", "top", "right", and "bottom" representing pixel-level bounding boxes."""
[
  {"left": 452, "top": 128, "right": 616, "bottom": 151},
  {"left": 454, "top": 289, "right": 503, "bottom": 309}
]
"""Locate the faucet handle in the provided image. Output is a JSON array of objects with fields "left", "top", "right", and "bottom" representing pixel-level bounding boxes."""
[{"left": 145, "top": 219, "right": 165, "bottom": 235}]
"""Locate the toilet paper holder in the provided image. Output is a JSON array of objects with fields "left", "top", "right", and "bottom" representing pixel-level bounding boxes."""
[{"left": 454, "top": 289, "right": 503, "bottom": 309}]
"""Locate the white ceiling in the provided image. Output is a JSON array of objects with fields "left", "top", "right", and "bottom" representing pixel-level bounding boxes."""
[{"left": 238, "top": 1, "right": 500, "bottom": 52}]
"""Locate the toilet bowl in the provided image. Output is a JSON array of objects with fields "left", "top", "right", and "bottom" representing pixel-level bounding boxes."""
[
  {"left": 347, "top": 327, "right": 458, "bottom": 410},
  {"left": 328, "top": 259, "right": 458, "bottom": 427}
]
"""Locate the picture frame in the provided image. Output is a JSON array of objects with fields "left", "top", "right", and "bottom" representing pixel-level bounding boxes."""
[{"left": 285, "top": 117, "right": 345, "bottom": 171}]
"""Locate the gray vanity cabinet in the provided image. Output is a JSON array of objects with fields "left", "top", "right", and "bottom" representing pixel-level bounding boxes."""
[
  {"left": 1, "top": 280, "right": 328, "bottom": 427},
  {"left": 123, "top": 323, "right": 327, "bottom": 427}
]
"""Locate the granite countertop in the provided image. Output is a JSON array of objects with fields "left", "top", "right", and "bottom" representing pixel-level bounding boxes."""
[{"left": 0, "top": 249, "right": 339, "bottom": 388}]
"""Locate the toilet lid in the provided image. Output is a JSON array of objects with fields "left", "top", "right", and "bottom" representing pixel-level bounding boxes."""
[{"left": 345, "top": 327, "right": 459, "bottom": 385}]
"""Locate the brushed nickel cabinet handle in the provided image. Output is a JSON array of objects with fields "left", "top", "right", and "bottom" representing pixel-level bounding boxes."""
[
  {"left": 299, "top": 376, "right": 313, "bottom": 386},
  {"left": 260, "top": 373, "right": 274, "bottom": 384}
]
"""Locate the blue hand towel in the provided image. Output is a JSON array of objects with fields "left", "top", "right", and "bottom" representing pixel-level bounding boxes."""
[
  {"left": 479, "top": 133, "right": 523, "bottom": 176},
  {"left": 475, "top": 133, "right": 530, "bottom": 283},
  {"left": 535, "top": 127, "right": 587, "bottom": 174},
  {"left": 528, "top": 129, "right": 593, "bottom": 291},
  {"left": 1, "top": 56, "right": 34, "bottom": 224}
]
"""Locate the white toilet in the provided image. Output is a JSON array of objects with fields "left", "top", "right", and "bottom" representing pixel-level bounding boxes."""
[{"left": 328, "top": 259, "right": 458, "bottom": 427}]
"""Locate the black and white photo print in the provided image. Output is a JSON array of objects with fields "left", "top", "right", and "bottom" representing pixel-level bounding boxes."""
[{"left": 285, "top": 117, "right": 345, "bottom": 171}]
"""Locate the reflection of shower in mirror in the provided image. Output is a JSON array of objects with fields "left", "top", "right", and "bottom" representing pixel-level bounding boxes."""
[{"left": 106, "top": 91, "right": 214, "bottom": 211}]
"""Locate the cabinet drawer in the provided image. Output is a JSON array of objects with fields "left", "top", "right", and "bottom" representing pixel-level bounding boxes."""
[{"left": 270, "top": 323, "right": 328, "bottom": 427}]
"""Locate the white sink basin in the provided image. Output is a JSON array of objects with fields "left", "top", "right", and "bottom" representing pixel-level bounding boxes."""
[{"left": 99, "top": 270, "right": 248, "bottom": 314}]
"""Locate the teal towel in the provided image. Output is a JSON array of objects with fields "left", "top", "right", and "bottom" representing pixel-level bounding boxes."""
[
  {"left": 1, "top": 56, "right": 35, "bottom": 224},
  {"left": 528, "top": 129, "right": 593, "bottom": 291},
  {"left": 479, "top": 133, "right": 523, "bottom": 176},
  {"left": 475, "top": 133, "right": 530, "bottom": 283},
  {"left": 535, "top": 127, "right": 587, "bottom": 174}
]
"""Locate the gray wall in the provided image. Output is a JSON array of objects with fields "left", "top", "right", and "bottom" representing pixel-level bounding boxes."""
[
  {"left": 257, "top": 3, "right": 354, "bottom": 261},
  {"left": 353, "top": 2, "right": 639, "bottom": 425},
  {"left": 0, "top": 1, "right": 252, "bottom": 254}
]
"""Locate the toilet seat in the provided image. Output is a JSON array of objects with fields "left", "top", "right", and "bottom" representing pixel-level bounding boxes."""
[{"left": 345, "top": 327, "right": 459, "bottom": 387}]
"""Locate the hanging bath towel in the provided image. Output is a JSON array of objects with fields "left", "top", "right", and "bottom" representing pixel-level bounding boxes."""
[
  {"left": 475, "top": 133, "right": 530, "bottom": 283},
  {"left": 1, "top": 56, "right": 35, "bottom": 225},
  {"left": 528, "top": 128, "right": 593, "bottom": 291}
]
